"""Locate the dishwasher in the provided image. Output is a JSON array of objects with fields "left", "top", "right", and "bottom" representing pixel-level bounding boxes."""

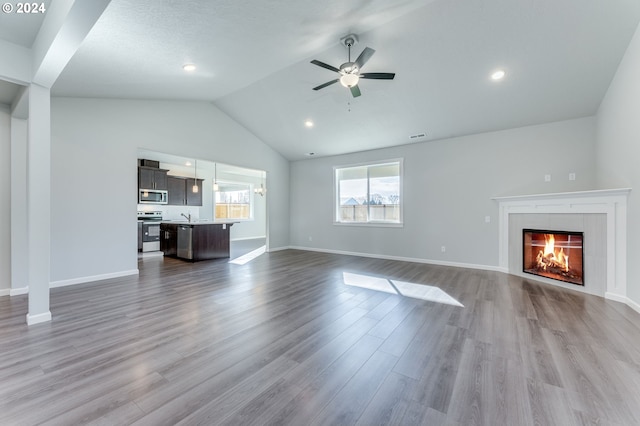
[{"left": 177, "top": 225, "right": 193, "bottom": 259}]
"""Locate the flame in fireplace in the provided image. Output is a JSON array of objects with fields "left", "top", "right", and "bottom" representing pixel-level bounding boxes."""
[{"left": 537, "top": 234, "right": 570, "bottom": 272}]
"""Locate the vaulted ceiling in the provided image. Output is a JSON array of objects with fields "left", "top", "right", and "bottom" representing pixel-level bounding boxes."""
[{"left": 2, "top": 0, "right": 640, "bottom": 160}]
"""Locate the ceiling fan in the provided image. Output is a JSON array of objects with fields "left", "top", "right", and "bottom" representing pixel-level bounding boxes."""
[{"left": 310, "top": 34, "right": 395, "bottom": 98}]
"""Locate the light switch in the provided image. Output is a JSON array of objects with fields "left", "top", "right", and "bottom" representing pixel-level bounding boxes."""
[{"left": 544, "top": 174, "right": 551, "bottom": 182}]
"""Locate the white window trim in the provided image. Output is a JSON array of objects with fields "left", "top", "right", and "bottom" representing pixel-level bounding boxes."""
[
  {"left": 214, "top": 180, "right": 255, "bottom": 222},
  {"left": 333, "top": 158, "right": 404, "bottom": 227}
]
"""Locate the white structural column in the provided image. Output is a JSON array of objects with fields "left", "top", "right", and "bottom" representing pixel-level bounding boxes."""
[
  {"left": 10, "top": 114, "right": 28, "bottom": 296},
  {"left": 25, "top": 84, "right": 52, "bottom": 325},
  {"left": 2, "top": 0, "right": 112, "bottom": 325}
]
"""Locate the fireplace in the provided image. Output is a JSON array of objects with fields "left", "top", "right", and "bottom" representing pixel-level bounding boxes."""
[{"left": 522, "top": 229, "right": 584, "bottom": 286}]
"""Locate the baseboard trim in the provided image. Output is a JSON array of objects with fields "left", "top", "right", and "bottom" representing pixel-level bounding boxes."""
[
  {"left": 10, "top": 287, "right": 29, "bottom": 296},
  {"left": 26, "top": 311, "right": 52, "bottom": 325},
  {"left": 231, "top": 236, "right": 267, "bottom": 242},
  {"left": 287, "top": 246, "right": 503, "bottom": 272},
  {"left": 50, "top": 269, "right": 139, "bottom": 289},
  {"left": 606, "top": 293, "right": 640, "bottom": 314},
  {"left": 627, "top": 297, "right": 640, "bottom": 314},
  {"left": 604, "top": 292, "right": 627, "bottom": 304},
  {"left": 0, "top": 288, "right": 9, "bottom": 297},
  {"left": 267, "top": 245, "right": 292, "bottom": 253}
]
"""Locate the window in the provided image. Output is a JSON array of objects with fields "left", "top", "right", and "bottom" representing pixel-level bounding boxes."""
[
  {"left": 334, "top": 160, "right": 402, "bottom": 225},
  {"left": 214, "top": 182, "right": 253, "bottom": 220}
]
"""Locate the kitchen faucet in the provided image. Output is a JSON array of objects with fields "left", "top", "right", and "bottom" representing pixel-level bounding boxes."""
[{"left": 181, "top": 213, "right": 191, "bottom": 222}]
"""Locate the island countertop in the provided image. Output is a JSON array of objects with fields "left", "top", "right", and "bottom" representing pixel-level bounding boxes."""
[{"left": 161, "top": 221, "right": 237, "bottom": 226}]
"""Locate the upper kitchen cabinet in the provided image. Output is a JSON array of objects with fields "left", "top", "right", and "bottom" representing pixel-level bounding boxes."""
[
  {"left": 138, "top": 167, "right": 169, "bottom": 190},
  {"left": 167, "top": 176, "right": 186, "bottom": 205},
  {"left": 167, "top": 176, "right": 203, "bottom": 206},
  {"left": 186, "top": 178, "right": 203, "bottom": 206}
]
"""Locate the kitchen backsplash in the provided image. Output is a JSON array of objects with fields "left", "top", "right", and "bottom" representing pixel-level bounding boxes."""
[{"left": 137, "top": 204, "right": 206, "bottom": 221}]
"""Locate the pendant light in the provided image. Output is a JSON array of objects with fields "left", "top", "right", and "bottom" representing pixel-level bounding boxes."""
[
  {"left": 254, "top": 171, "right": 266, "bottom": 197},
  {"left": 213, "top": 162, "right": 219, "bottom": 191},
  {"left": 192, "top": 160, "right": 199, "bottom": 193}
]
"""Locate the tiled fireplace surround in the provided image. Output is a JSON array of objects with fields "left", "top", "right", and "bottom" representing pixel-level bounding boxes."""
[{"left": 494, "top": 189, "right": 631, "bottom": 303}]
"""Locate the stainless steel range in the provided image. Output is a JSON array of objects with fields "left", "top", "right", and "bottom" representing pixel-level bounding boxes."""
[{"left": 138, "top": 211, "right": 163, "bottom": 252}]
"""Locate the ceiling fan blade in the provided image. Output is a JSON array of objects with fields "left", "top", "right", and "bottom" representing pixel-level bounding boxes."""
[
  {"left": 313, "top": 79, "right": 340, "bottom": 91},
  {"left": 360, "top": 72, "right": 396, "bottom": 80},
  {"left": 310, "top": 60, "right": 340, "bottom": 73},
  {"left": 354, "top": 47, "right": 375, "bottom": 69},
  {"left": 350, "top": 85, "right": 361, "bottom": 98}
]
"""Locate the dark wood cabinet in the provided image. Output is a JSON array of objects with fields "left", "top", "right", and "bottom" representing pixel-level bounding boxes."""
[
  {"left": 190, "top": 224, "right": 231, "bottom": 260},
  {"left": 162, "top": 223, "right": 233, "bottom": 261},
  {"left": 186, "top": 178, "right": 203, "bottom": 206},
  {"left": 138, "top": 167, "right": 168, "bottom": 190},
  {"left": 160, "top": 223, "right": 178, "bottom": 256},
  {"left": 167, "top": 176, "right": 203, "bottom": 206},
  {"left": 167, "top": 176, "right": 186, "bottom": 205},
  {"left": 169, "top": 223, "right": 233, "bottom": 261}
]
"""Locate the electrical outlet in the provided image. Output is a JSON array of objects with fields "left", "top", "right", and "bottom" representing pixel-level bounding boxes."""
[
  {"left": 569, "top": 173, "right": 576, "bottom": 181},
  {"left": 441, "top": 246, "right": 446, "bottom": 253},
  {"left": 308, "top": 236, "right": 313, "bottom": 242},
  {"left": 544, "top": 174, "right": 551, "bottom": 182},
  {"left": 485, "top": 216, "right": 491, "bottom": 223}
]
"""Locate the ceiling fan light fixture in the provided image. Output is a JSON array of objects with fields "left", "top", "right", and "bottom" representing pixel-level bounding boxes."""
[{"left": 340, "top": 73, "right": 359, "bottom": 88}]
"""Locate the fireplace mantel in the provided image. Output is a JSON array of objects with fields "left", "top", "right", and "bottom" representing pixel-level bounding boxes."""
[{"left": 493, "top": 188, "right": 631, "bottom": 303}]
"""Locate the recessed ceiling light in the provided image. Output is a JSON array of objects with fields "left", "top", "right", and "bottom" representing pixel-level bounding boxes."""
[
  {"left": 185, "top": 161, "right": 192, "bottom": 166},
  {"left": 304, "top": 120, "right": 314, "bottom": 128},
  {"left": 491, "top": 69, "right": 506, "bottom": 81},
  {"left": 183, "top": 64, "right": 196, "bottom": 72}
]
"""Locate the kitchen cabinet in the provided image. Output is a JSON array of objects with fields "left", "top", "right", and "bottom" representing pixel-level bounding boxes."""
[
  {"left": 167, "top": 176, "right": 186, "bottom": 205},
  {"left": 167, "top": 176, "right": 203, "bottom": 206},
  {"left": 185, "top": 178, "right": 203, "bottom": 206},
  {"left": 162, "top": 222, "right": 234, "bottom": 261},
  {"left": 160, "top": 223, "right": 178, "bottom": 256},
  {"left": 138, "top": 167, "right": 169, "bottom": 190}
]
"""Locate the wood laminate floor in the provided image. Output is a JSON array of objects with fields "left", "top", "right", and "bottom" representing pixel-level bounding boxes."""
[{"left": 1, "top": 250, "right": 639, "bottom": 425}]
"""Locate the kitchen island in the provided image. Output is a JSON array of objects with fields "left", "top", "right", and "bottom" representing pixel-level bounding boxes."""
[{"left": 160, "top": 221, "right": 235, "bottom": 261}]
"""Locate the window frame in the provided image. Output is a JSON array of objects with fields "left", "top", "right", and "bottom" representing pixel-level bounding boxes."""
[
  {"left": 333, "top": 158, "right": 404, "bottom": 227},
  {"left": 213, "top": 180, "right": 255, "bottom": 222}
]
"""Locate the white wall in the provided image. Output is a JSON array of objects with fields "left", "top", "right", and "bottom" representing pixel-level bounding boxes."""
[
  {"left": 596, "top": 22, "right": 640, "bottom": 306},
  {"left": 51, "top": 98, "right": 288, "bottom": 283},
  {"left": 0, "top": 107, "right": 10, "bottom": 292},
  {"left": 290, "top": 117, "right": 597, "bottom": 268}
]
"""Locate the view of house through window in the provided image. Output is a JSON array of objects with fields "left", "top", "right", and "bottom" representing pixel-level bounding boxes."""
[
  {"left": 335, "top": 160, "right": 402, "bottom": 224},
  {"left": 215, "top": 182, "right": 252, "bottom": 220}
]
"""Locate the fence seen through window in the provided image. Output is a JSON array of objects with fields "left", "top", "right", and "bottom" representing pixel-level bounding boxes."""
[{"left": 335, "top": 160, "right": 402, "bottom": 224}]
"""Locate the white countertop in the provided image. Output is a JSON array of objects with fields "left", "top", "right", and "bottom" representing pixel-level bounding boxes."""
[{"left": 161, "top": 221, "right": 236, "bottom": 226}]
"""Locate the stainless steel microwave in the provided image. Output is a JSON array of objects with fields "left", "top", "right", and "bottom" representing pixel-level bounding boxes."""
[{"left": 139, "top": 189, "right": 168, "bottom": 204}]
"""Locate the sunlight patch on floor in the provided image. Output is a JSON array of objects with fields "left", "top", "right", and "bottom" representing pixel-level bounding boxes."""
[
  {"left": 342, "top": 272, "right": 464, "bottom": 307},
  {"left": 229, "top": 246, "right": 266, "bottom": 265}
]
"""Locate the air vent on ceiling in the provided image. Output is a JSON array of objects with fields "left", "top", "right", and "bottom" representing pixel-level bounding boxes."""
[{"left": 409, "top": 132, "right": 426, "bottom": 141}]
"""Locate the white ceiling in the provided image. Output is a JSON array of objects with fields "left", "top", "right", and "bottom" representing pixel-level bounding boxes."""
[
  {"left": 2, "top": 0, "right": 640, "bottom": 160},
  {"left": 0, "top": 80, "right": 21, "bottom": 106},
  {"left": 0, "top": 0, "right": 50, "bottom": 47}
]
